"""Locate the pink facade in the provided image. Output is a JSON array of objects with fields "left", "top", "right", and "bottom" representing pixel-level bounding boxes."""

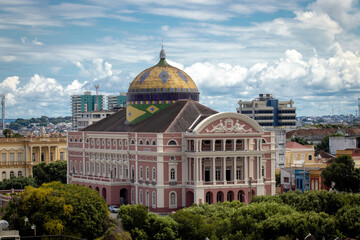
[{"left": 67, "top": 112, "right": 276, "bottom": 213}]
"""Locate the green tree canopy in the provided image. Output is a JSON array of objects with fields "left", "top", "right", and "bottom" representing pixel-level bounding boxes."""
[
  {"left": 3, "top": 182, "right": 111, "bottom": 239},
  {"left": 32, "top": 160, "right": 67, "bottom": 185},
  {"left": 322, "top": 155, "right": 360, "bottom": 192},
  {"left": 0, "top": 176, "right": 37, "bottom": 190}
]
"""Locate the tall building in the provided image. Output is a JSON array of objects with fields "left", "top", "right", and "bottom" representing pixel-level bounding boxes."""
[
  {"left": 67, "top": 48, "right": 275, "bottom": 213},
  {"left": 71, "top": 91, "right": 104, "bottom": 131},
  {"left": 0, "top": 133, "right": 67, "bottom": 180},
  {"left": 107, "top": 93, "right": 127, "bottom": 110},
  {"left": 237, "top": 94, "right": 296, "bottom": 127}
]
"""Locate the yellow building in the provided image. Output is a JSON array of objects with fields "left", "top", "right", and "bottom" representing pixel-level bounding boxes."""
[
  {"left": 0, "top": 136, "right": 66, "bottom": 180},
  {"left": 285, "top": 141, "right": 315, "bottom": 168}
]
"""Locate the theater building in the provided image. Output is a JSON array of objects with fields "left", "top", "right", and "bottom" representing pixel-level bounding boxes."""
[{"left": 67, "top": 49, "right": 276, "bottom": 212}]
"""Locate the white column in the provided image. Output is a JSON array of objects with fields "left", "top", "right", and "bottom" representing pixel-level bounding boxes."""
[
  {"left": 212, "top": 140, "right": 215, "bottom": 151},
  {"left": 233, "top": 157, "right": 236, "bottom": 183},
  {"left": 233, "top": 139, "right": 236, "bottom": 151},
  {"left": 244, "top": 156, "right": 248, "bottom": 180},
  {"left": 193, "top": 158, "right": 196, "bottom": 184},
  {"left": 212, "top": 157, "right": 215, "bottom": 183},
  {"left": 223, "top": 140, "right": 226, "bottom": 151},
  {"left": 223, "top": 157, "right": 226, "bottom": 183},
  {"left": 199, "top": 158, "right": 202, "bottom": 184}
]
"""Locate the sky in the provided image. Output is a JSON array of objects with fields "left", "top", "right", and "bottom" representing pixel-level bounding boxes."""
[{"left": 0, "top": 0, "right": 360, "bottom": 118}]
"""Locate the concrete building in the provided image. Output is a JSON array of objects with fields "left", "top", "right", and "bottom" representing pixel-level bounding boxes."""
[
  {"left": 285, "top": 142, "right": 315, "bottom": 168},
  {"left": 71, "top": 91, "right": 104, "bottom": 131},
  {"left": 237, "top": 94, "right": 296, "bottom": 127},
  {"left": 77, "top": 110, "right": 116, "bottom": 131},
  {"left": 67, "top": 49, "right": 276, "bottom": 213},
  {"left": 107, "top": 93, "right": 127, "bottom": 110},
  {"left": 0, "top": 134, "right": 66, "bottom": 180}
]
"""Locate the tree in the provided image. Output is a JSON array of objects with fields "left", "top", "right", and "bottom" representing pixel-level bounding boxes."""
[
  {"left": 3, "top": 129, "right": 14, "bottom": 137},
  {"left": 291, "top": 136, "right": 310, "bottom": 145},
  {"left": 0, "top": 176, "right": 37, "bottom": 190},
  {"left": 33, "top": 161, "right": 67, "bottom": 185},
  {"left": 3, "top": 182, "right": 111, "bottom": 239},
  {"left": 322, "top": 155, "right": 360, "bottom": 192},
  {"left": 275, "top": 172, "right": 281, "bottom": 187}
]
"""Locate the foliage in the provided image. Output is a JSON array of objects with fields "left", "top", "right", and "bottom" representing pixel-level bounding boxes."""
[
  {"left": 290, "top": 136, "right": 310, "bottom": 145},
  {"left": 0, "top": 176, "right": 37, "bottom": 190},
  {"left": 275, "top": 172, "right": 281, "bottom": 187},
  {"left": 322, "top": 155, "right": 360, "bottom": 192},
  {"left": 2, "top": 129, "right": 14, "bottom": 137},
  {"left": 336, "top": 205, "right": 360, "bottom": 239},
  {"left": 2, "top": 182, "right": 111, "bottom": 239},
  {"left": 96, "top": 226, "right": 132, "bottom": 240},
  {"left": 315, "top": 133, "right": 344, "bottom": 152},
  {"left": 33, "top": 161, "right": 67, "bottom": 185},
  {"left": 9, "top": 116, "right": 71, "bottom": 130}
]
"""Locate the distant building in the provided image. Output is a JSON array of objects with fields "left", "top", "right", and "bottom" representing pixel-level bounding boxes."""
[
  {"left": 0, "top": 135, "right": 66, "bottom": 180},
  {"left": 237, "top": 94, "right": 296, "bottom": 127},
  {"left": 77, "top": 110, "right": 116, "bottom": 131},
  {"left": 265, "top": 128, "right": 286, "bottom": 169},
  {"left": 71, "top": 91, "right": 104, "bottom": 131},
  {"left": 286, "top": 128, "right": 337, "bottom": 144},
  {"left": 285, "top": 142, "right": 314, "bottom": 168},
  {"left": 107, "top": 93, "right": 127, "bottom": 110}
]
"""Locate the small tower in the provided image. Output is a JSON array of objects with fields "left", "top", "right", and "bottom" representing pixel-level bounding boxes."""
[
  {"left": 94, "top": 85, "right": 99, "bottom": 111},
  {"left": 1, "top": 93, "right": 5, "bottom": 130}
]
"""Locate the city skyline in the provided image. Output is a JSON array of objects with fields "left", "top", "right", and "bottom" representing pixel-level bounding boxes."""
[{"left": 0, "top": 0, "right": 360, "bottom": 118}]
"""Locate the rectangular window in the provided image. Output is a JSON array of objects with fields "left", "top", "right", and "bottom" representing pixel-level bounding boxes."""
[
  {"left": 308, "top": 155, "right": 312, "bottom": 160},
  {"left": 284, "top": 177, "right": 289, "bottom": 183},
  {"left": 60, "top": 152, "right": 64, "bottom": 160},
  {"left": 18, "top": 153, "right": 22, "bottom": 162},
  {"left": 32, "top": 153, "right": 35, "bottom": 162},
  {"left": 50, "top": 153, "right": 53, "bottom": 161},
  {"left": 2, "top": 153, "right": 6, "bottom": 163},
  {"left": 9, "top": 153, "right": 14, "bottom": 162},
  {"left": 216, "top": 168, "right": 221, "bottom": 181},
  {"left": 236, "top": 166, "right": 242, "bottom": 180}
]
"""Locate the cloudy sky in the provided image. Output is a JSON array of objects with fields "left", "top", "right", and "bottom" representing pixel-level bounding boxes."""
[{"left": 0, "top": 0, "right": 360, "bottom": 118}]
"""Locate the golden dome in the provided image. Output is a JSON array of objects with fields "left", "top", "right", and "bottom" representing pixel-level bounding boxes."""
[{"left": 128, "top": 49, "right": 198, "bottom": 92}]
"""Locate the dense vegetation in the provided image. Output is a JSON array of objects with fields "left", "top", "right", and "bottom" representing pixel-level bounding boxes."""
[
  {"left": 2, "top": 182, "right": 112, "bottom": 239},
  {"left": 322, "top": 155, "right": 360, "bottom": 192},
  {"left": 118, "top": 191, "right": 360, "bottom": 240},
  {"left": 33, "top": 160, "right": 67, "bottom": 185},
  {"left": 0, "top": 161, "right": 67, "bottom": 190},
  {"left": 8, "top": 116, "right": 71, "bottom": 130}
]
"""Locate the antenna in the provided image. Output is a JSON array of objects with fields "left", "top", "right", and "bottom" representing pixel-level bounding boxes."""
[
  {"left": 1, "top": 93, "right": 5, "bottom": 130},
  {"left": 94, "top": 85, "right": 99, "bottom": 111}
]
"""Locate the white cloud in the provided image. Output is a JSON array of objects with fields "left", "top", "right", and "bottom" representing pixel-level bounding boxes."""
[{"left": 0, "top": 76, "right": 20, "bottom": 92}]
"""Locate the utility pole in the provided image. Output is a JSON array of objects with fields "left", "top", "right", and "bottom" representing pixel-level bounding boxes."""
[
  {"left": 1, "top": 93, "right": 5, "bottom": 130},
  {"left": 94, "top": 85, "right": 99, "bottom": 111}
]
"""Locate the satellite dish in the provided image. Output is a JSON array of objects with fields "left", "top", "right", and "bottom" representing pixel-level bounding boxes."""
[{"left": 0, "top": 220, "right": 9, "bottom": 229}]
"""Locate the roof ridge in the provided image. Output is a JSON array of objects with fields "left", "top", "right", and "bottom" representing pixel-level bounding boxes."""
[{"left": 164, "top": 100, "right": 192, "bottom": 132}]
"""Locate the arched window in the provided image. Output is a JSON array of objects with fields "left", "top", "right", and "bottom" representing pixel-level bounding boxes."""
[
  {"left": 70, "top": 161, "right": 73, "bottom": 173},
  {"left": 86, "top": 162, "right": 90, "bottom": 174},
  {"left": 139, "top": 140, "right": 143, "bottom": 145},
  {"left": 113, "top": 140, "right": 116, "bottom": 146},
  {"left": 131, "top": 166, "right": 135, "bottom": 179},
  {"left": 10, "top": 171, "right": 14, "bottom": 179},
  {"left": 168, "top": 140, "right": 177, "bottom": 145},
  {"left": 131, "top": 139, "right": 135, "bottom": 145},
  {"left": 69, "top": 137, "right": 73, "bottom": 142},
  {"left": 217, "top": 191, "right": 223, "bottom": 202},
  {"left": 145, "top": 140, "right": 150, "bottom": 145},
  {"left": 79, "top": 161, "right": 83, "bottom": 174},
  {"left": 119, "top": 140, "right": 122, "bottom": 146},
  {"left": 74, "top": 138, "right": 77, "bottom": 143},
  {"left": 169, "top": 192, "right": 177, "bottom": 208},
  {"left": 152, "top": 167, "right": 156, "bottom": 181},
  {"left": 152, "top": 191, "right": 156, "bottom": 208},
  {"left": 18, "top": 171, "right": 22, "bottom": 177},
  {"left": 74, "top": 161, "right": 78, "bottom": 174},
  {"left": 152, "top": 140, "right": 156, "bottom": 145},
  {"left": 262, "top": 139, "right": 267, "bottom": 143},
  {"left": 146, "top": 167, "right": 149, "bottom": 180},
  {"left": 146, "top": 190, "right": 149, "bottom": 207},
  {"left": 1, "top": 171, "right": 6, "bottom": 180},
  {"left": 170, "top": 168, "right": 176, "bottom": 181},
  {"left": 170, "top": 156, "right": 176, "bottom": 161},
  {"left": 86, "top": 138, "right": 89, "bottom": 143},
  {"left": 131, "top": 189, "right": 135, "bottom": 204},
  {"left": 139, "top": 190, "right": 143, "bottom": 204},
  {"left": 103, "top": 163, "right": 106, "bottom": 176},
  {"left": 261, "top": 165, "right": 265, "bottom": 177},
  {"left": 140, "top": 167, "right": 143, "bottom": 180},
  {"left": 79, "top": 138, "right": 82, "bottom": 142}
]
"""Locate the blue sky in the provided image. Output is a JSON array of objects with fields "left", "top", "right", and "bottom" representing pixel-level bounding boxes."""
[{"left": 0, "top": 0, "right": 360, "bottom": 118}]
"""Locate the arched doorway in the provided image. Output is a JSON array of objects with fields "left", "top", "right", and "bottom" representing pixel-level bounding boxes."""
[
  {"left": 216, "top": 191, "right": 223, "bottom": 202},
  {"left": 186, "top": 191, "right": 194, "bottom": 207},
  {"left": 102, "top": 188, "right": 107, "bottom": 200},
  {"left": 206, "top": 192, "right": 213, "bottom": 204},
  {"left": 95, "top": 186, "right": 99, "bottom": 192},
  {"left": 237, "top": 190, "right": 245, "bottom": 202},
  {"left": 227, "top": 191, "right": 234, "bottom": 202},
  {"left": 120, "top": 188, "right": 128, "bottom": 205}
]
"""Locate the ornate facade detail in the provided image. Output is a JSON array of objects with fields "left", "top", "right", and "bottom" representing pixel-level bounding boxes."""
[{"left": 206, "top": 118, "right": 253, "bottom": 133}]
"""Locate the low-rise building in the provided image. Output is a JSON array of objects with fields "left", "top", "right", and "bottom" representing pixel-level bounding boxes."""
[
  {"left": 0, "top": 134, "right": 66, "bottom": 180},
  {"left": 77, "top": 110, "right": 116, "bottom": 131},
  {"left": 285, "top": 142, "right": 314, "bottom": 168}
]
